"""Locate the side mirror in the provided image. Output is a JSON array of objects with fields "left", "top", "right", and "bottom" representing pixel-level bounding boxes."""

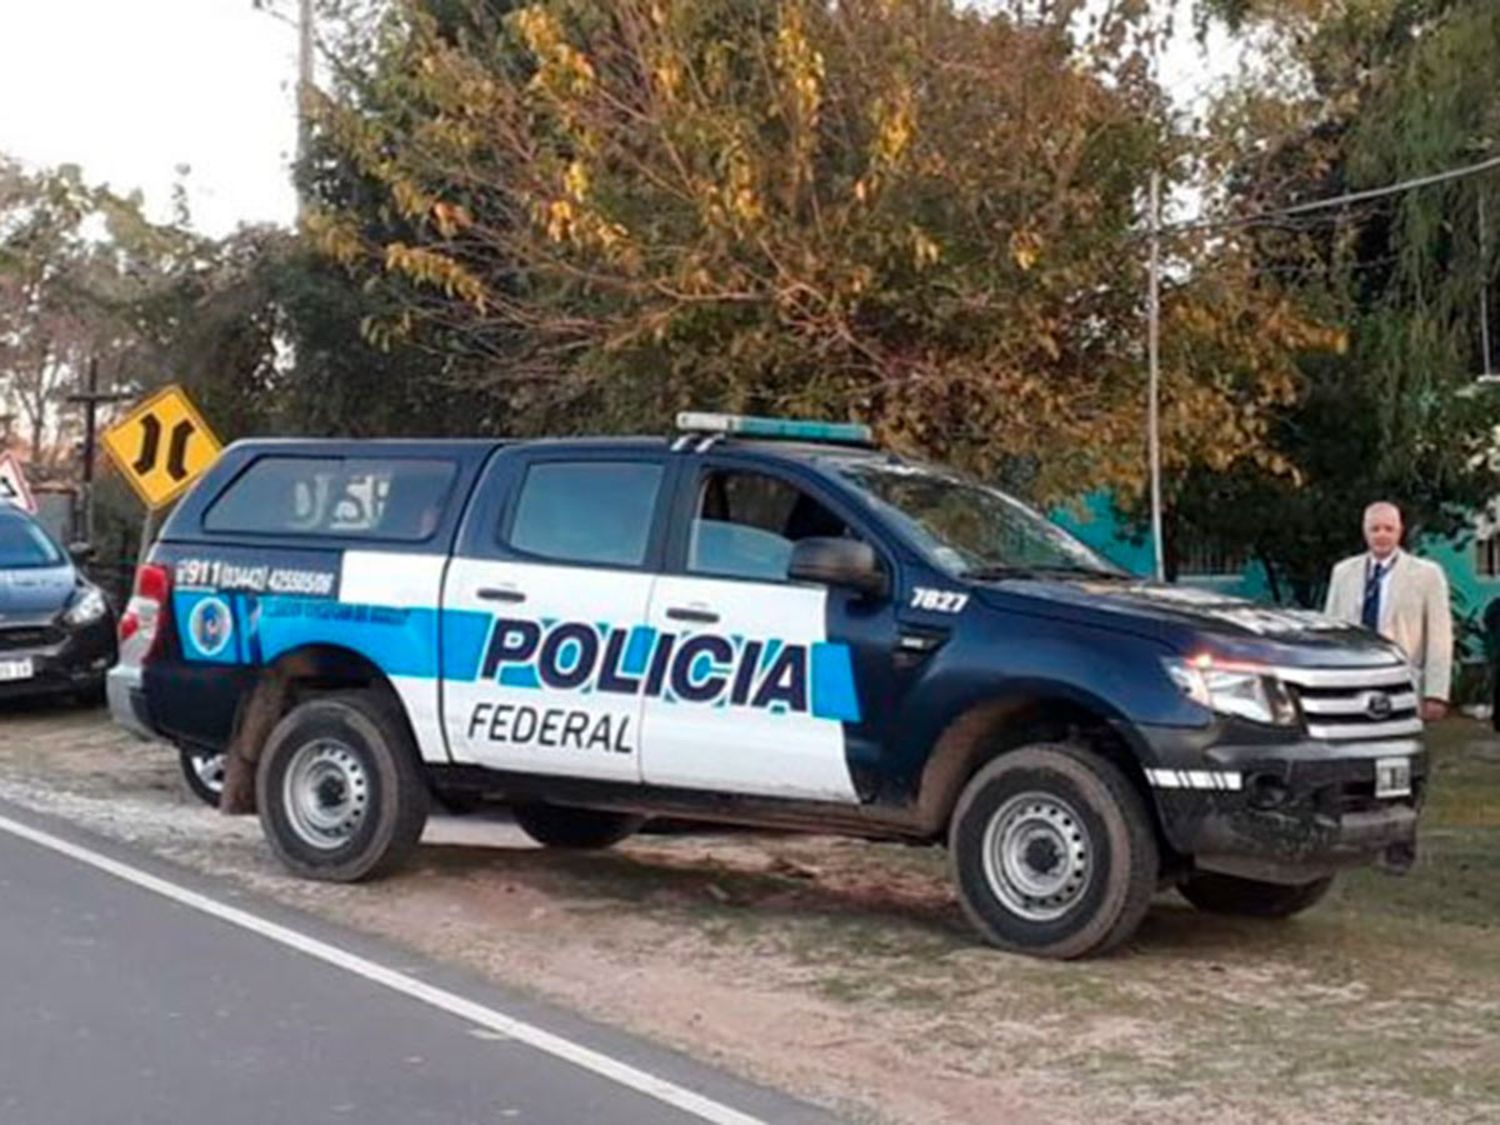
[
  {"left": 788, "top": 537, "right": 888, "bottom": 598},
  {"left": 68, "top": 542, "right": 96, "bottom": 565}
]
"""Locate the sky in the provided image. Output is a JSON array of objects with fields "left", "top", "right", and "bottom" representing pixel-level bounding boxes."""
[
  {"left": 0, "top": 0, "right": 301, "bottom": 237},
  {"left": 0, "top": 1, "right": 1237, "bottom": 240}
]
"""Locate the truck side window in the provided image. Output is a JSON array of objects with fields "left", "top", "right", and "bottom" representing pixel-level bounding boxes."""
[
  {"left": 204, "top": 457, "right": 455, "bottom": 542},
  {"left": 688, "top": 470, "right": 850, "bottom": 582},
  {"left": 507, "top": 461, "right": 663, "bottom": 567}
]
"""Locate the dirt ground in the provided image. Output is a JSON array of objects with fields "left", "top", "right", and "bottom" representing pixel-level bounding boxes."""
[{"left": 2, "top": 700, "right": 1499, "bottom": 1125}]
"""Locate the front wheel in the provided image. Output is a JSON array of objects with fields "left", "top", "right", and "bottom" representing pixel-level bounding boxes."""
[
  {"left": 950, "top": 744, "right": 1159, "bottom": 959},
  {"left": 256, "top": 691, "right": 429, "bottom": 882},
  {"left": 1179, "top": 872, "right": 1334, "bottom": 918},
  {"left": 511, "top": 803, "right": 644, "bottom": 849},
  {"left": 72, "top": 680, "right": 108, "bottom": 709}
]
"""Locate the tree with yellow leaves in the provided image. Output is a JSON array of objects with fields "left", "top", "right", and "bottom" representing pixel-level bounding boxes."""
[{"left": 307, "top": 0, "right": 1328, "bottom": 501}]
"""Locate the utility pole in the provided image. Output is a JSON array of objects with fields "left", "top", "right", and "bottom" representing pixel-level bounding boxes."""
[
  {"left": 1147, "top": 171, "right": 1165, "bottom": 582},
  {"left": 65, "top": 356, "right": 130, "bottom": 546},
  {"left": 1481, "top": 192, "right": 1495, "bottom": 381},
  {"left": 296, "top": 0, "right": 314, "bottom": 219}
]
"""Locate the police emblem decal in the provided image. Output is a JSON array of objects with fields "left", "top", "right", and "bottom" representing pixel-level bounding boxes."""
[{"left": 189, "top": 596, "right": 234, "bottom": 658}]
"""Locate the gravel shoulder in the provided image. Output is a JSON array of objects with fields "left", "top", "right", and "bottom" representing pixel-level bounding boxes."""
[{"left": 2, "top": 699, "right": 1499, "bottom": 1124}]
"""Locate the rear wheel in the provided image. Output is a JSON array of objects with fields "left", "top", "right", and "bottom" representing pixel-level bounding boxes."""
[
  {"left": 257, "top": 691, "right": 428, "bottom": 882},
  {"left": 950, "top": 743, "right": 1159, "bottom": 959},
  {"left": 1179, "top": 872, "right": 1334, "bottom": 918},
  {"left": 511, "top": 803, "right": 644, "bottom": 850},
  {"left": 179, "top": 746, "right": 225, "bottom": 807}
]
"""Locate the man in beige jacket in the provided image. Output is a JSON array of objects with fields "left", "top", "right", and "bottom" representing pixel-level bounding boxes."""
[{"left": 1324, "top": 502, "right": 1452, "bottom": 720}]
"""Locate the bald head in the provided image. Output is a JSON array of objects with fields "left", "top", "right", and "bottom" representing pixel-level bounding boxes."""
[{"left": 1363, "top": 502, "right": 1403, "bottom": 560}]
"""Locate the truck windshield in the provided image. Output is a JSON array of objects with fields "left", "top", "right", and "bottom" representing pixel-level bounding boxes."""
[
  {"left": 0, "top": 515, "right": 64, "bottom": 569},
  {"left": 831, "top": 460, "right": 1126, "bottom": 580}
]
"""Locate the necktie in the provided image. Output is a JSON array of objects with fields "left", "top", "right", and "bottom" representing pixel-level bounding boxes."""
[{"left": 1361, "top": 562, "right": 1386, "bottom": 630}]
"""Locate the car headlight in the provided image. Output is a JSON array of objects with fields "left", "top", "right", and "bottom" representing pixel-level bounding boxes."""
[
  {"left": 1162, "top": 654, "right": 1298, "bottom": 726},
  {"left": 64, "top": 586, "right": 108, "bottom": 627}
]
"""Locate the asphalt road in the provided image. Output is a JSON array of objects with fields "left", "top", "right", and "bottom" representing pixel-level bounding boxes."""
[{"left": 0, "top": 799, "right": 840, "bottom": 1125}]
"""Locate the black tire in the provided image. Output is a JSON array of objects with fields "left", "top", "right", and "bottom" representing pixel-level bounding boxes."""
[
  {"left": 72, "top": 680, "right": 108, "bottom": 708},
  {"left": 511, "top": 802, "right": 645, "bottom": 850},
  {"left": 179, "top": 746, "right": 224, "bottom": 808},
  {"left": 256, "top": 690, "right": 429, "bottom": 882},
  {"left": 1179, "top": 872, "right": 1334, "bottom": 918},
  {"left": 949, "top": 743, "right": 1159, "bottom": 959}
]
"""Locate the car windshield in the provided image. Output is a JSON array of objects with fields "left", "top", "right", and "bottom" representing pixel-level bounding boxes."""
[
  {"left": 0, "top": 514, "right": 64, "bottom": 569},
  {"left": 830, "top": 459, "right": 1125, "bottom": 580}
]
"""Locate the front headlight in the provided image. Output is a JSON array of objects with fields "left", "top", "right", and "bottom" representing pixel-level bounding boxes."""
[
  {"left": 1162, "top": 654, "right": 1298, "bottom": 726},
  {"left": 64, "top": 586, "right": 108, "bottom": 627}
]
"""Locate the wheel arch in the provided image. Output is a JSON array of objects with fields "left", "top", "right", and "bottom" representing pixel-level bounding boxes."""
[
  {"left": 219, "top": 643, "right": 424, "bottom": 813},
  {"left": 914, "top": 685, "right": 1162, "bottom": 844}
]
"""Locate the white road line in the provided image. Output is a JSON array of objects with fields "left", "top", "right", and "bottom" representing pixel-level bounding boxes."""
[{"left": 0, "top": 812, "right": 765, "bottom": 1125}]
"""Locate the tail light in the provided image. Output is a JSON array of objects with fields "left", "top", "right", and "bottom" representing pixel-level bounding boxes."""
[{"left": 118, "top": 563, "right": 172, "bottom": 665}]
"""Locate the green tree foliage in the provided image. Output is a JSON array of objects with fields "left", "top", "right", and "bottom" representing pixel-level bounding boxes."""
[
  {"left": 306, "top": 0, "right": 1322, "bottom": 500},
  {"left": 1160, "top": 0, "right": 1500, "bottom": 602},
  {"left": 127, "top": 225, "right": 507, "bottom": 443},
  {"left": 0, "top": 158, "right": 201, "bottom": 469}
]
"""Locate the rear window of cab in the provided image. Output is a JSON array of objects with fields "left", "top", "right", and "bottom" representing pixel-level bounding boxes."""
[{"left": 204, "top": 456, "right": 457, "bottom": 542}]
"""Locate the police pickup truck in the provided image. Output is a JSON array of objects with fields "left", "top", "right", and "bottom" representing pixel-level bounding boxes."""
[{"left": 108, "top": 414, "right": 1424, "bottom": 958}]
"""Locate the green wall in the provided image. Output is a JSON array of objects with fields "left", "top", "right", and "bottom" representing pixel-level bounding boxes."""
[{"left": 1053, "top": 491, "right": 1500, "bottom": 671}]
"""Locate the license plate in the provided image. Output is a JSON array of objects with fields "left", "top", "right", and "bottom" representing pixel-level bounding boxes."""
[
  {"left": 0, "top": 657, "right": 35, "bottom": 683},
  {"left": 1375, "top": 756, "right": 1412, "bottom": 799}
]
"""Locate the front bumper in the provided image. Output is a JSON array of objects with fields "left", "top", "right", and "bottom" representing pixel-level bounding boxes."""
[
  {"left": 1139, "top": 725, "right": 1425, "bottom": 884},
  {"left": 0, "top": 618, "right": 117, "bottom": 702}
]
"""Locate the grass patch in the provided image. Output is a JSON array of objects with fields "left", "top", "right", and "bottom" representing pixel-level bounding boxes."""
[{"left": 1336, "top": 719, "right": 1500, "bottom": 929}]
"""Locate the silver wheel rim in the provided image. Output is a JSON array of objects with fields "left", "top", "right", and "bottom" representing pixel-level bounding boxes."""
[
  {"left": 981, "top": 791, "right": 1091, "bottom": 922},
  {"left": 282, "top": 739, "right": 371, "bottom": 850},
  {"left": 192, "top": 752, "right": 225, "bottom": 795}
]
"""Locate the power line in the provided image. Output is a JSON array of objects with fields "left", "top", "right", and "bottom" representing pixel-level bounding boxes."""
[{"left": 1169, "top": 152, "right": 1500, "bottom": 235}]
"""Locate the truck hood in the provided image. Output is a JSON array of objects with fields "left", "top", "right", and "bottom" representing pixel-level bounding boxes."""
[
  {"left": 977, "top": 577, "right": 1404, "bottom": 668},
  {"left": 0, "top": 564, "right": 77, "bottom": 622}
]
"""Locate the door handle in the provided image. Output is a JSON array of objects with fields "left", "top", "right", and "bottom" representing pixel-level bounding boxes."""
[
  {"left": 666, "top": 606, "right": 720, "bottom": 624},
  {"left": 897, "top": 631, "right": 946, "bottom": 654},
  {"left": 896, "top": 627, "right": 949, "bottom": 661},
  {"left": 477, "top": 586, "right": 527, "bottom": 604}
]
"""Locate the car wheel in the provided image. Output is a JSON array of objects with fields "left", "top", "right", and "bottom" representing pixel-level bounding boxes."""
[
  {"left": 511, "top": 803, "right": 645, "bottom": 849},
  {"left": 73, "top": 680, "right": 108, "bottom": 708},
  {"left": 950, "top": 743, "right": 1159, "bottom": 959},
  {"left": 179, "top": 746, "right": 225, "bottom": 807},
  {"left": 1179, "top": 872, "right": 1334, "bottom": 918},
  {"left": 256, "top": 690, "right": 428, "bottom": 882}
]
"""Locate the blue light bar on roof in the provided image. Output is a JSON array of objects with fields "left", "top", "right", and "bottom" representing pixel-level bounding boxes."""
[{"left": 675, "top": 412, "right": 873, "bottom": 445}]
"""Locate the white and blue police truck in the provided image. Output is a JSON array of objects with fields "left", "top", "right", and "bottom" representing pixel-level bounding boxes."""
[{"left": 108, "top": 414, "right": 1425, "bottom": 958}]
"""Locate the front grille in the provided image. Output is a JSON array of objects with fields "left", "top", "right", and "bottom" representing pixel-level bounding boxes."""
[
  {"left": 1277, "top": 663, "right": 1421, "bottom": 742},
  {"left": 0, "top": 625, "right": 64, "bottom": 652}
]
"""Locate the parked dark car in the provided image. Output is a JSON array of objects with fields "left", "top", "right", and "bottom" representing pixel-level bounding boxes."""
[{"left": 0, "top": 505, "right": 116, "bottom": 704}]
